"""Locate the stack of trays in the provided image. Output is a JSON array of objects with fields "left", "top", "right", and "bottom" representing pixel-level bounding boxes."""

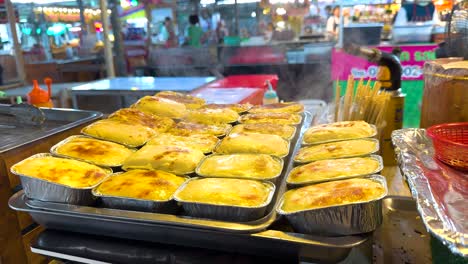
[
  {"left": 10, "top": 92, "right": 307, "bottom": 223},
  {"left": 276, "top": 120, "right": 388, "bottom": 236}
]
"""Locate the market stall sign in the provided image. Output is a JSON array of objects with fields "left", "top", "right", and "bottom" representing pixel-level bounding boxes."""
[{"left": 332, "top": 44, "right": 438, "bottom": 81}]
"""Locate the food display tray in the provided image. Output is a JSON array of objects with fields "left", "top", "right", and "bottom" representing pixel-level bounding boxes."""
[
  {"left": 392, "top": 128, "right": 468, "bottom": 257},
  {"left": 16, "top": 111, "right": 312, "bottom": 234},
  {"left": 0, "top": 108, "right": 102, "bottom": 154},
  {"left": 9, "top": 191, "right": 369, "bottom": 263}
]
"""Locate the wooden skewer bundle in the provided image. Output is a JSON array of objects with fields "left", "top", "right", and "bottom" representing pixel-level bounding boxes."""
[{"left": 335, "top": 75, "right": 391, "bottom": 128}]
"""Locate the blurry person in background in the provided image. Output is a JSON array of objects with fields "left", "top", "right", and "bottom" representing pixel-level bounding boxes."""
[
  {"left": 324, "top": 6, "right": 332, "bottom": 18},
  {"left": 200, "top": 9, "right": 212, "bottom": 32},
  {"left": 185, "top": 15, "right": 203, "bottom": 47},
  {"left": 394, "top": 0, "right": 440, "bottom": 25},
  {"left": 240, "top": 28, "right": 250, "bottom": 39},
  {"left": 216, "top": 20, "right": 229, "bottom": 44},
  {"left": 264, "top": 22, "right": 275, "bottom": 42},
  {"left": 258, "top": 20, "right": 267, "bottom": 36},
  {"left": 326, "top": 6, "right": 349, "bottom": 38},
  {"left": 161, "top": 17, "right": 178, "bottom": 48}
]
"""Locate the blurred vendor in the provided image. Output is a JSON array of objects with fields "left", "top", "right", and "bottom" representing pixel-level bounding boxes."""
[
  {"left": 264, "top": 23, "right": 275, "bottom": 42},
  {"left": 394, "top": 0, "right": 440, "bottom": 25},
  {"left": 326, "top": 7, "right": 350, "bottom": 38}
]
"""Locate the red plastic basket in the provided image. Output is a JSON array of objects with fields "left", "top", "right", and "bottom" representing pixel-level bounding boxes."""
[{"left": 426, "top": 122, "right": 468, "bottom": 171}]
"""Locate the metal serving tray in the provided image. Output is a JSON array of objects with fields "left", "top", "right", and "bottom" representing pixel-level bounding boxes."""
[
  {"left": 9, "top": 191, "right": 369, "bottom": 263},
  {"left": 14, "top": 111, "right": 312, "bottom": 234},
  {"left": 0, "top": 108, "right": 102, "bottom": 154},
  {"left": 286, "top": 155, "right": 384, "bottom": 187}
]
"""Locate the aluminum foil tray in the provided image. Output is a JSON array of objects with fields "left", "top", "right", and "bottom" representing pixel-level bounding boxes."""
[
  {"left": 195, "top": 154, "right": 285, "bottom": 184},
  {"left": 286, "top": 155, "right": 383, "bottom": 187},
  {"left": 392, "top": 128, "right": 468, "bottom": 257},
  {"left": 277, "top": 174, "right": 388, "bottom": 236},
  {"left": 50, "top": 135, "right": 137, "bottom": 168},
  {"left": 92, "top": 173, "right": 190, "bottom": 213},
  {"left": 11, "top": 153, "right": 112, "bottom": 205},
  {"left": 173, "top": 178, "right": 276, "bottom": 222},
  {"left": 301, "top": 124, "right": 378, "bottom": 146}
]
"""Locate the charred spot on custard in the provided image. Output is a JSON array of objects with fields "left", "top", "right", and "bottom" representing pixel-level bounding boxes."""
[{"left": 69, "top": 141, "right": 109, "bottom": 156}]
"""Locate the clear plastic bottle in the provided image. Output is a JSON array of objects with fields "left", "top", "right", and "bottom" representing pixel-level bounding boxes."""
[{"left": 263, "top": 81, "right": 279, "bottom": 105}]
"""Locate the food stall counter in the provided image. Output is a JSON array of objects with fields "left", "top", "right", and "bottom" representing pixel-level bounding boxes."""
[{"left": 70, "top": 77, "right": 215, "bottom": 113}]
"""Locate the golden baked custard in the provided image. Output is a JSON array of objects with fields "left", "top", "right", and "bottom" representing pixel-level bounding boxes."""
[
  {"left": 230, "top": 123, "right": 296, "bottom": 140},
  {"left": 123, "top": 144, "right": 204, "bottom": 175},
  {"left": 201, "top": 103, "right": 252, "bottom": 113},
  {"left": 132, "top": 96, "right": 187, "bottom": 119},
  {"left": 215, "top": 132, "right": 289, "bottom": 157},
  {"left": 184, "top": 108, "right": 239, "bottom": 125},
  {"left": 94, "top": 170, "right": 186, "bottom": 201},
  {"left": 146, "top": 133, "right": 218, "bottom": 154},
  {"left": 197, "top": 154, "right": 283, "bottom": 179},
  {"left": 12, "top": 155, "right": 109, "bottom": 188},
  {"left": 175, "top": 178, "right": 272, "bottom": 207},
  {"left": 168, "top": 121, "right": 231, "bottom": 137},
  {"left": 82, "top": 119, "right": 157, "bottom": 147},
  {"left": 281, "top": 178, "right": 386, "bottom": 212},
  {"left": 249, "top": 102, "right": 304, "bottom": 114},
  {"left": 155, "top": 91, "right": 205, "bottom": 110},
  {"left": 239, "top": 112, "right": 302, "bottom": 125},
  {"left": 294, "top": 139, "right": 378, "bottom": 163},
  {"left": 287, "top": 157, "right": 381, "bottom": 184},
  {"left": 303, "top": 121, "right": 375, "bottom": 144},
  {"left": 53, "top": 136, "right": 135, "bottom": 167},
  {"left": 108, "top": 108, "right": 175, "bottom": 133}
]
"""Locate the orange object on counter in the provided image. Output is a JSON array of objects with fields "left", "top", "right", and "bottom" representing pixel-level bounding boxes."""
[{"left": 27, "top": 79, "right": 54, "bottom": 108}]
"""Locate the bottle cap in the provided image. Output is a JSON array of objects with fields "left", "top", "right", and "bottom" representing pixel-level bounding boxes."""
[{"left": 28, "top": 80, "right": 50, "bottom": 104}]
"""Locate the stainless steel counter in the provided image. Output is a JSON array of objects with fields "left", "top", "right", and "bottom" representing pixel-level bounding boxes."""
[{"left": 70, "top": 77, "right": 215, "bottom": 113}]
